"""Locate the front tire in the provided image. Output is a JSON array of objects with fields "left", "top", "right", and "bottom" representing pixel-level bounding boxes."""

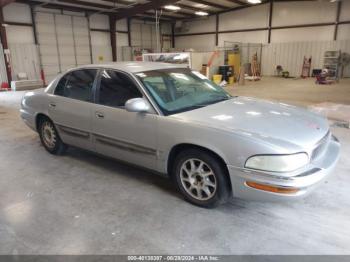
[
  {"left": 173, "top": 149, "right": 230, "bottom": 208},
  {"left": 38, "top": 118, "right": 67, "bottom": 155}
]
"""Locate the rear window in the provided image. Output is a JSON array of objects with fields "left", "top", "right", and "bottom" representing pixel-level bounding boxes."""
[{"left": 54, "top": 69, "right": 97, "bottom": 102}]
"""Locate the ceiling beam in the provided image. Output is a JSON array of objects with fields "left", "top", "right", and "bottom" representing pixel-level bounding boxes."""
[
  {"left": 186, "top": 0, "right": 228, "bottom": 10},
  {"left": 17, "top": 0, "right": 112, "bottom": 13},
  {"left": 57, "top": 0, "right": 122, "bottom": 10},
  {"left": 160, "top": 9, "right": 196, "bottom": 17},
  {"left": 143, "top": 11, "right": 176, "bottom": 20},
  {"left": 114, "top": 0, "right": 179, "bottom": 20},
  {"left": 0, "top": 0, "right": 15, "bottom": 7},
  {"left": 224, "top": 0, "right": 247, "bottom": 5},
  {"left": 133, "top": 15, "right": 172, "bottom": 22},
  {"left": 176, "top": 3, "right": 213, "bottom": 14},
  {"left": 101, "top": 0, "right": 137, "bottom": 6}
]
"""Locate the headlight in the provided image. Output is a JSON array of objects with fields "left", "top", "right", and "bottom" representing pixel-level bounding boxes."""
[{"left": 245, "top": 153, "right": 309, "bottom": 172}]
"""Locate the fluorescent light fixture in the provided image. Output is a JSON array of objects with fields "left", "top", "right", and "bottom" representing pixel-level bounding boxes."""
[
  {"left": 193, "top": 4, "right": 208, "bottom": 8},
  {"left": 164, "top": 5, "right": 181, "bottom": 11},
  {"left": 247, "top": 0, "right": 262, "bottom": 4},
  {"left": 195, "top": 11, "right": 208, "bottom": 16}
]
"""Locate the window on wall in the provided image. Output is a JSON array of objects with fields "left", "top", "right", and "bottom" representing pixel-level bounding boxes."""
[
  {"left": 55, "top": 69, "right": 97, "bottom": 102},
  {"left": 97, "top": 70, "right": 142, "bottom": 108}
]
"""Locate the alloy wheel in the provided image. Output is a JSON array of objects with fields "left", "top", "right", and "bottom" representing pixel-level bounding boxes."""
[{"left": 180, "top": 158, "right": 217, "bottom": 201}]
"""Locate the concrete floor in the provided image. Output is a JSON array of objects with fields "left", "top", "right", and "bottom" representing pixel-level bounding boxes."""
[{"left": 1, "top": 77, "right": 350, "bottom": 255}]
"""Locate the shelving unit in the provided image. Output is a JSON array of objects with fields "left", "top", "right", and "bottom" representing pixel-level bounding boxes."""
[{"left": 323, "top": 50, "right": 341, "bottom": 82}]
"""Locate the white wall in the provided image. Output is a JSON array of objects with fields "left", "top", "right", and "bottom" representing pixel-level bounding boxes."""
[
  {"left": 175, "top": 0, "right": 350, "bottom": 50},
  {"left": 219, "top": 4, "right": 269, "bottom": 31},
  {"left": 184, "top": 16, "right": 216, "bottom": 34},
  {"left": 218, "top": 30, "right": 268, "bottom": 46},
  {"left": 116, "top": 33, "right": 128, "bottom": 61},
  {"left": 116, "top": 18, "right": 128, "bottom": 31},
  {"left": 3, "top": 3, "right": 31, "bottom": 23},
  {"left": 338, "top": 24, "right": 350, "bottom": 41},
  {"left": 262, "top": 40, "right": 350, "bottom": 78},
  {"left": 89, "top": 14, "right": 109, "bottom": 30},
  {"left": 272, "top": 2, "right": 336, "bottom": 27},
  {"left": 6, "top": 26, "right": 35, "bottom": 44},
  {"left": 175, "top": 34, "right": 216, "bottom": 51},
  {"left": 340, "top": 0, "right": 350, "bottom": 21},
  {"left": 271, "top": 26, "right": 335, "bottom": 43}
]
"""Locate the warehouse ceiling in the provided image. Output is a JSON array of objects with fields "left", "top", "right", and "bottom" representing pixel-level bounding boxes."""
[{"left": 13, "top": 0, "right": 319, "bottom": 21}]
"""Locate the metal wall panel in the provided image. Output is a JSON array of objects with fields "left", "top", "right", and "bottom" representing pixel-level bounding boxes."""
[
  {"left": 90, "top": 31, "right": 112, "bottom": 64},
  {"left": 175, "top": 34, "right": 216, "bottom": 52},
  {"left": 8, "top": 43, "right": 40, "bottom": 81},
  {"left": 261, "top": 40, "right": 350, "bottom": 78},
  {"left": 0, "top": 43, "right": 8, "bottom": 84},
  {"left": 116, "top": 33, "right": 128, "bottom": 61},
  {"left": 36, "top": 12, "right": 92, "bottom": 82},
  {"left": 36, "top": 12, "right": 59, "bottom": 82},
  {"left": 183, "top": 16, "right": 216, "bottom": 34},
  {"left": 73, "top": 16, "right": 92, "bottom": 65},
  {"left": 272, "top": 1, "right": 336, "bottom": 27},
  {"left": 3, "top": 3, "right": 32, "bottom": 23},
  {"left": 55, "top": 14, "right": 76, "bottom": 71},
  {"left": 130, "top": 21, "right": 160, "bottom": 50},
  {"left": 219, "top": 4, "right": 269, "bottom": 31}
]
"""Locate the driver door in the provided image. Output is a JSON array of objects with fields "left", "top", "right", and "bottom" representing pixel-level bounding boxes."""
[{"left": 91, "top": 69, "right": 158, "bottom": 170}]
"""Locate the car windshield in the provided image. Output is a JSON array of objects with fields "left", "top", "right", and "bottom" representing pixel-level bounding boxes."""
[{"left": 135, "top": 68, "right": 232, "bottom": 115}]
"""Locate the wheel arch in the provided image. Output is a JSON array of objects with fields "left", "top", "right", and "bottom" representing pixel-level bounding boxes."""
[
  {"left": 35, "top": 113, "right": 51, "bottom": 132},
  {"left": 166, "top": 143, "right": 232, "bottom": 192}
]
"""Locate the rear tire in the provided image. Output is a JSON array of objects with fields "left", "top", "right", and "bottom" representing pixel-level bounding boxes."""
[
  {"left": 172, "top": 149, "right": 230, "bottom": 208},
  {"left": 38, "top": 117, "right": 67, "bottom": 155}
]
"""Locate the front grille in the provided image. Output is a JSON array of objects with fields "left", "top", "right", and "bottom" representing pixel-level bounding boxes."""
[{"left": 311, "top": 131, "right": 330, "bottom": 161}]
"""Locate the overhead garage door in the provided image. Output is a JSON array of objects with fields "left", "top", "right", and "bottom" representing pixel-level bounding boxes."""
[{"left": 35, "top": 12, "right": 92, "bottom": 83}]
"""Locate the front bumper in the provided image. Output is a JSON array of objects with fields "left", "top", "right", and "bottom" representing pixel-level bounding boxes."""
[{"left": 227, "top": 136, "right": 340, "bottom": 201}]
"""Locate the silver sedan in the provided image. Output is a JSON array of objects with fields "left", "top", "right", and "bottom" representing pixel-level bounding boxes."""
[{"left": 20, "top": 62, "right": 340, "bottom": 208}]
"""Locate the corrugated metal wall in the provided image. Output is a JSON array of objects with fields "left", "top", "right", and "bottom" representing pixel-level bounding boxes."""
[
  {"left": 8, "top": 44, "right": 40, "bottom": 80},
  {"left": 0, "top": 43, "right": 8, "bottom": 84},
  {"left": 36, "top": 11, "right": 92, "bottom": 82},
  {"left": 261, "top": 40, "right": 350, "bottom": 77}
]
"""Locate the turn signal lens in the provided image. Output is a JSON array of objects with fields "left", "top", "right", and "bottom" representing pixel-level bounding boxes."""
[{"left": 246, "top": 181, "right": 299, "bottom": 194}]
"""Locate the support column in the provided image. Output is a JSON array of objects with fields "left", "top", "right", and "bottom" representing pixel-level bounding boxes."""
[
  {"left": 0, "top": 7, "right": 11, "bottom": 84},
  {"left": 334, "top": 0, "right": 342, "bottom": 41},
  {"left": 215, "top": 14, "right": 219, "bottom": 46},
  {"left": 171, "top": 22, "right": 175, "bottom": 49},
  {"left": 268, "top": 0, "right": 273, "bottom": 44},
  {"left": 127, "top": 18, "right": 131, "bottom": 47},
  {"left": 109, "top": 15, "right": 117, "bottom": 62}
]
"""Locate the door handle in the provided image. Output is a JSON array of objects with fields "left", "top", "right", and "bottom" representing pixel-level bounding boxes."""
[
  {"left": 49, "top": 102, "right": 56, "bottom": 108},
  {"left": 95, "top": 112, "right": 104, "bottom": 119}
]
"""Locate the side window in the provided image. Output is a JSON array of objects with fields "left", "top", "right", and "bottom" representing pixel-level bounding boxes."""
[
  {"left": 54, "top": 69, "right": 97, "bottom": 102},
  {"left": 98, "top": 70, "right": 142, "bottom": 107},
  {"left": 55, "top": 74, "right": 69, "bottom": 96}
]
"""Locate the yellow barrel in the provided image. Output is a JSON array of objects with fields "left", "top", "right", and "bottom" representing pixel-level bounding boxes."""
[
  {"left": 213, "top": 74, "right": 222, "bottom": 84},
  {"left": 228, "top": 53, "right": 240, "bottom": 77}
]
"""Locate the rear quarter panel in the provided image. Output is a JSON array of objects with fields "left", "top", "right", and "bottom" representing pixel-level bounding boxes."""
[{"left": 20, "top": 89, "right": 50, "bottom": 131}]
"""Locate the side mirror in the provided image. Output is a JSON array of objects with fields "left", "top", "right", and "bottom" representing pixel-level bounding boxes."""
[{"left": 125, "top": 98, "right": 150, "bottom": 113}]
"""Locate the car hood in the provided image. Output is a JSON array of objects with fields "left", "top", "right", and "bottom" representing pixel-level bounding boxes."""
[{"left": 172, "top": 97, "right": 329, "bottom": 149}]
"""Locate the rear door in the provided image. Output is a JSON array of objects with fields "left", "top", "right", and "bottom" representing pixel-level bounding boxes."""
[
  {"left": 48, "top": 69, "right": 97, "bottom": 151},
  {"left": 91, "top": 69, "right": 158, "bottom": 170}
]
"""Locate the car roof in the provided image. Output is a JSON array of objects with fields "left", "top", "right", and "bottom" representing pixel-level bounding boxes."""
[{"left": 74, "top": 62, "right": 188, "bottom": 73}]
